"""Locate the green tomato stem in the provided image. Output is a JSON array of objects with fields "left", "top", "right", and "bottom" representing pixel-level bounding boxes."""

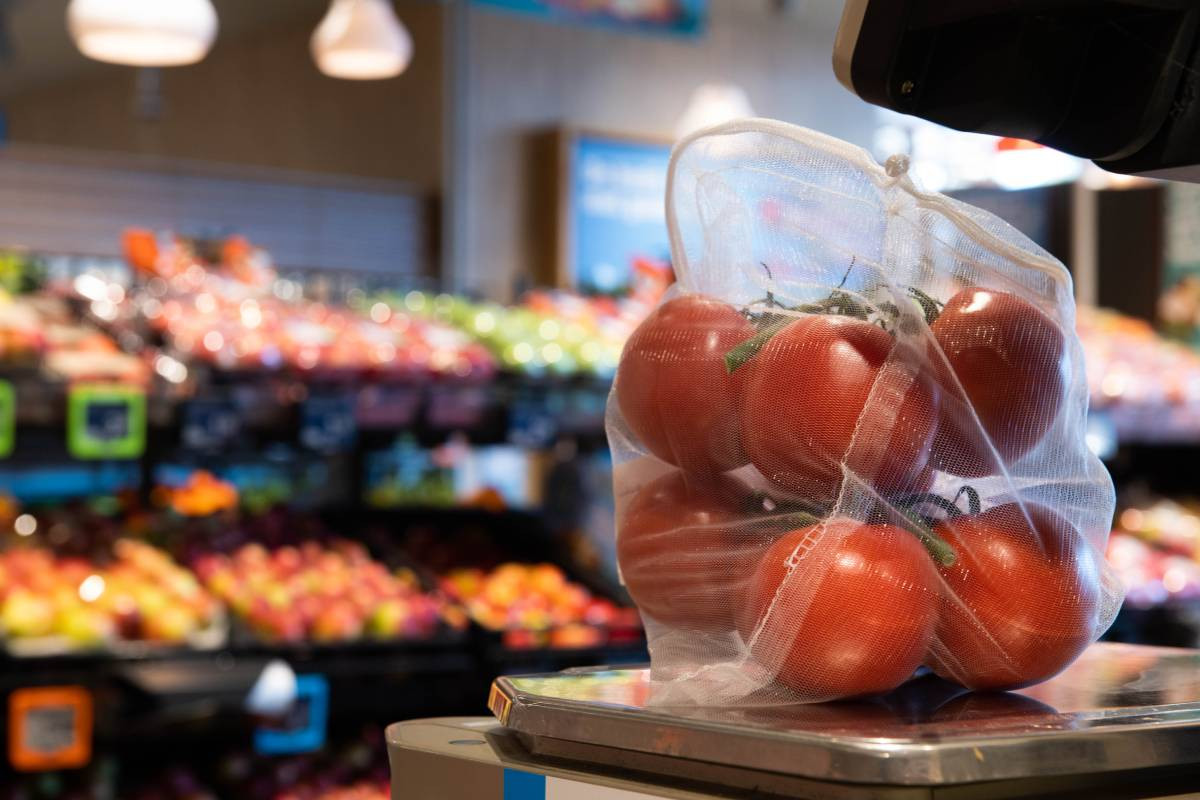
[
  {"left": 898, "top": 509, "right": 957, "bottom": 567},
  {"left": 724, "top": 318, "right": 791, "bottom": 373}
]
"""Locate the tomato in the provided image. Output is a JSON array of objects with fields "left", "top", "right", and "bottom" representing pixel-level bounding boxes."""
[
  {"left": 930, "top": 288, "right": 1065, "bottom": 477},
  {"left": 617, "top": 470, "right": 769, "bottom": 631},
  {"left": 740, "top": 519, "right": 939, "bottom": 699},
  {"left": 616, "top": 295, "right": 755, "bottom": 475},
  {"left": 927, "top": 503, "right": 1101, "bottom": 690},
  {"left": 740, "top": 315, "right": 937, "bottom": 499}
]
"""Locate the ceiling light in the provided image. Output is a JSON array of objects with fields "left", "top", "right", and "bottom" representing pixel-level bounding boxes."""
[
  {"left": 67, "top": 0, "right": 218, "bottom": 67},
  {"left": 312, "top": 0, "right": 413, "bottom": 81}
]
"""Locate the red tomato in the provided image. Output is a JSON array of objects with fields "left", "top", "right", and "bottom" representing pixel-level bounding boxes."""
[
  {"left": 930, "top": 288, "right": 1065, "bottom": 477},
  {"left": 616, "top": 295, "right": 754, "bottom": 475},
  {"left": 617, "top": 470, "right": 767, "bottom": 631},
  {"left": 927, "top": 503, "right": 1101, "bottom": 690},
  {"left": 740, "top": 315, "right": 937, "bottom": 499},
  {"left": 741, "top": 519, "right": 939, "bottom": 699}
]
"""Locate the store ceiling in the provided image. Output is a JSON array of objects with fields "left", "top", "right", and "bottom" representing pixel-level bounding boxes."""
[{"left": 0, "top": 0, "right": 331, "bottom": 100}]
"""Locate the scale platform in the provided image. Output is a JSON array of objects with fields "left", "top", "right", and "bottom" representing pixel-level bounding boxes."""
[{"left": 388, "top": 642, "right": 1200, "bottom": 799}]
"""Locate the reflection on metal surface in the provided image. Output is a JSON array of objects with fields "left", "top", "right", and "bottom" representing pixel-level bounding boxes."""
[{"left": 492, "top": 643, "right": 1200, "bottom": 785}]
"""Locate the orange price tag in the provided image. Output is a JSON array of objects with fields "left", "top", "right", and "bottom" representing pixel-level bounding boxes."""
[
  {"left": 487, "top": 683, "right": 513, "bottom": 725},
  {"left": 8, "top": 686, "right": 92, "bottom": 771}
]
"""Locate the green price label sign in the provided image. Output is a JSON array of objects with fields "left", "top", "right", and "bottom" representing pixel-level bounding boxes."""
[
  {"left": 0, "top": 380, "right": 14, "bottom": 458},
  {"left": 67, "top": 384, "right": 146, "bottom": 460}
]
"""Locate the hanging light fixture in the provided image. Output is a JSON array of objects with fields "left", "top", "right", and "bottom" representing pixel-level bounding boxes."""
[
  {"left": 675, "top": 83, "right": 756, "bottom": 139},
  {"left": 67, "top": 0, "right": 218, "bottom": 67},
  {"left": 312, "top": 0, "right": 412, "bottom": 81}
]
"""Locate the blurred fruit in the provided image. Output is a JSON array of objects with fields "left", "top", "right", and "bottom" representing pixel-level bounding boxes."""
[
  {"left": 367, "top": 599, "right": 408, "bottom": 638},
  {"left": 1077, "top": 306, "right": 1200, "bottom": 439},
  {"left": 0, "top": 540, "right": 218, "bottom": 650},
  {"left": 165, "top": 471, "right": 239, "bottom": 516},
  {"left": 57, "top": 604, "right": 115, "bottom": 646},
  {"left": 441, "top": 562, "right": 636, "bottom": 646},
  {"left": 312, "top": 600, "right": 364, "bottom": 643},
  {"left": 119, "top": 233, "right": 496, "bottom": 378},
  {"left": 1, "top": 587, "right": 55, "bottom": 638},
  {"left": 143, "top": 604, "right": 199, "bottom": 642},
  {"left": 197, "top": 541, "right": 449, "bottom": 644}
]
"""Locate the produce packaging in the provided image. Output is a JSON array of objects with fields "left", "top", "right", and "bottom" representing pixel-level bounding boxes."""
[{"left": 607, "top": 120, "right": 1122, "bottom": 703}]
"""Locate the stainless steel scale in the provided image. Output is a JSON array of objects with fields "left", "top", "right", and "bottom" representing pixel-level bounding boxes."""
[{"left": 387, "top": 642, "right": 1200, "bottom": 798}]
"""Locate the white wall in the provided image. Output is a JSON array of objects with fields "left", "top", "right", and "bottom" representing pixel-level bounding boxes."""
[
  {"left": 450, "top": 0, "right": 880, "bottom": 299},
  {"left": 0, "top": 144, "right": 431, "bottom": 274}
]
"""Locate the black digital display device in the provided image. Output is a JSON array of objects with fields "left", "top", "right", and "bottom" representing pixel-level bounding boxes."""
[{"left": 834, "top": 1, "right": 1200, "bottom": 181}]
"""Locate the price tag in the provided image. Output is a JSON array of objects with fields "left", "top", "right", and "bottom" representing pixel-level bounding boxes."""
[
  {"left": 254, "top": 674, "right": 328, "bottom": 755},
  {"left": 0, "top": 380, "right": 14, "bottom": 458},
  {"left": 182, "top": 398, "right": 241, "bottom": 451},
  {"left": 8, "top": 686, "right": 92, "bottom": 771},
  {"left": 301, "top": 395, "right": 356, "bottom": 453},
  {"left": 488, "top": 683, "right": 513, "bottom": 725},
  {"left": 67, "top": 384, "right": 146, "bottom": 460}
]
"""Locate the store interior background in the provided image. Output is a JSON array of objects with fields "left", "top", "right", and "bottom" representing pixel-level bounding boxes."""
[{"left": 0, "top": 0, "right": 1194, "bottom": 797}]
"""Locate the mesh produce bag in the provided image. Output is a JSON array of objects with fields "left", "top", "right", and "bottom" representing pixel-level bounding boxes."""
[{"left": 607, "top": 119, "right": 1122, "bottom": 705}]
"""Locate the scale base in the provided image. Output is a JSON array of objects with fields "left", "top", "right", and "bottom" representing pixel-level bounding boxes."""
[{"left": 388, "top": 643, "right": 1200, "bottom": 799}]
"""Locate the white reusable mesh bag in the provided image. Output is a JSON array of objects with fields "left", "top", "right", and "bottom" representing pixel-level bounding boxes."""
[{"left": 607, "top": 119, "right": 1122, "bottom": 705}]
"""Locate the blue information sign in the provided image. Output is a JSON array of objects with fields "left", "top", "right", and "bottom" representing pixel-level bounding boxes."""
[
  {"left": 569, "top": 134, "right": 672, "bottom": 294},
  {"left": 254, "top": 674, "right": 329, "bottom": 756}
]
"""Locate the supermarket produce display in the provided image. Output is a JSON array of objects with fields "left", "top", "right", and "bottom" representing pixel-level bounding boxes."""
[
  {"left": 379, "top": 256, "right": 669, "bottom": 378},
  {"left": 1107, "top": 495, "right": 1200, "bottom": 615},
  {"left": 0, "top": 538, "right": 223, "bottom": 654},
  {"left": 441, "top": 562, "right": 640, "bottom": 649},
  {"left": 0, "top": 487, "right": 641, "bottom": 793},
  {"left": 0, "top": 234, "right": 653, "bottom": 794},
  {"left": 193, "top": 541, "right": 459, "bottom": 645},
  {"left": 0, "top": 293, "right": 145, "bottom": 385},
  {"left": 1, "top": 211, "right": 1200, "bottom": 794},
  {"left": 1078, "top": 306, "right": 1200, "bottom": 443},
  {"left": 0, "top": 492, "right": 639, "bottom": 652}
]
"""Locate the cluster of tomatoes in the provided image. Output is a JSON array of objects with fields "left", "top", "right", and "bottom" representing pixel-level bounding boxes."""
[{"left": 614, "top": 287, "right": 1103, "bottom": 699}]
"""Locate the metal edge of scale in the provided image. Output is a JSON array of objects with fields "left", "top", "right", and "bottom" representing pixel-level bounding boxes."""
[{"left": 487, "top": 671, "right": 1200, "bottom": 786}]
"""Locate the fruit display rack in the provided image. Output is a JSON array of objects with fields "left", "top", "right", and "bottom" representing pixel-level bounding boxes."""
[{"left": 2, "top": 236, "right": 1200, "bottom": 787}]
